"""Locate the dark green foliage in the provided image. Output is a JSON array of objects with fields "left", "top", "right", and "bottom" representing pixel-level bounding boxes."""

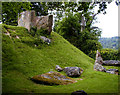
[
  {"left": 88, "top": 48, "right": 119, "bottom": 60},
  {"left": 55, "top": 13, "right": 102, "bottom": 55},
  {"left": 2, "top": 2, "right": 31, "bottom": 25},
  {"left": 99, "top": 37, "right": 120, "bottom": 50},
  {"left": 30, "top": 2, "right": 48, "bottom": 16}
]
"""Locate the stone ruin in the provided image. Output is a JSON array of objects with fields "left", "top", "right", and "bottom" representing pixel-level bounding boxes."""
[
  {"left": 94, "top": 50, "right": 119, "bottom": 75},
  {"left": 18, "top": 10, "right": 53, "bottom": 34}
]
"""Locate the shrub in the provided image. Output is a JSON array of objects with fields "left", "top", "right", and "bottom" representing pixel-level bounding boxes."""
[{"left": 88, "top": 48, "right": 119, "bottom": 60}]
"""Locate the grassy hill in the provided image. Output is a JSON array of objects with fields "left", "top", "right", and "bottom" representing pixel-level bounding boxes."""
[{"left": 2, "top": 24, "right": 118, "bottom": 94}]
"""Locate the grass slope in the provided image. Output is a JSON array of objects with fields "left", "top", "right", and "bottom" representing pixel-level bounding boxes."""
[{"left": 2, "top": 24, "right": 118, "bottom": 94}]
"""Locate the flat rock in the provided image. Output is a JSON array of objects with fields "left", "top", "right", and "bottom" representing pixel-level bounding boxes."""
[
  {"left": 63, "top": 67, "right": 83, "bottom": 77},
  {"left": 31, "top": 71, "right": 76, "bottom": 85},
  {"left": 103, "top": 60, "right": 120, "bottom": 66},
  {"left": 106, "top": 69, "right": 119, "bottom": 75}
]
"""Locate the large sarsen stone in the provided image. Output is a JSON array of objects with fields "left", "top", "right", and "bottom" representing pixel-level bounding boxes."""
[{"left": 31, "top": 71, "right": 76, "bottom": 85}]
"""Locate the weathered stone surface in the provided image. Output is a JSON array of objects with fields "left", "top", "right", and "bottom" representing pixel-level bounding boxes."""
[
  {"left": 63, "top": 67, "right": 83, "bottom": 77},
  {"left": 71, "top": 90, "right": 88, "bottom": 95},
  {"left": 95, "top": 50, "right": 104, "bottom": 65},
  {"left": 106, "top": 69, "right": 119, "bottom": 75},
  {"left": 40, "top": 36, "right": 51, "bottom": 44},
  {"left": 18, "top": 10, "right": 53, "bottom": 34},
  {"left": 55, "top": 65, "right": 63, "bottom": 72},
  {"left": 31, "top": 71, "right": 76, "bottom": 85},
  {"left": 94, "top": 63, "right": 106, "bottom": 72},
  {"left": 103, "top": 60, "right": 120, "bottom": 66}
]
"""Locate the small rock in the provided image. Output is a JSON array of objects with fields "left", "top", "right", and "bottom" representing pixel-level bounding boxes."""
[
  {"left": 63, "top": 67, "right": 83, "bottom": 77},
  {"left": 55, "top": 65, "right": 63, "bottom": 72},
  {"left": 40, "top": 36, "right": 51, "bottom": 44},
  {"left": 71, "top": 90, "right": 87, "bottom": 95},
  {"left": 106, "top": 69, "right": 119, "bottom": 75}
]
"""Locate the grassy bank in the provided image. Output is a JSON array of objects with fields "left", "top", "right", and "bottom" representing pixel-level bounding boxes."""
[{"left": 2, "top": 24, "right": 118, "bottom": 94}]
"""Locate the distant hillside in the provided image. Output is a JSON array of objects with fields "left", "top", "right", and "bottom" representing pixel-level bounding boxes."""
[
  {"left": 99, "top": 36, "right": 120, "bottom": 50},
  {"left": 2, "top": 24, "right": 118, "bottom": 93}
]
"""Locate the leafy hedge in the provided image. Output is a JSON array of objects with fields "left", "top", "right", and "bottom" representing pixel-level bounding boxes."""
[{"left": 88, "top": 48, "right": 120, "bottom": 60}]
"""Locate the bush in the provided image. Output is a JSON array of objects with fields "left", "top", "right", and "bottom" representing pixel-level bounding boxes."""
[{"left": 88, "top": 48, "right": 119, "bottom": 60}]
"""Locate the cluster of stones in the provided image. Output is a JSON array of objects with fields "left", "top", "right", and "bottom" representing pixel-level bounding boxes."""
[
  {"left": 31, "top": 66, "right": 83, "bottom": 85},
  {"left": 55, "top": 65, "right": 83, "bottom": 77},
  {"left": 94, "top": 50, "right": 119, "bottom": 75}
]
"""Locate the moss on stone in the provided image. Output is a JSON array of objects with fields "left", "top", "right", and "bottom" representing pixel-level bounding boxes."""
[{"left": 32, "top": 71, "right": 76, "bottom": 85}]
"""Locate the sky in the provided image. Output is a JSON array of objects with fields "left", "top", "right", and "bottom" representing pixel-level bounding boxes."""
[{"left": 94, "top": 1, "right": 118, "bottom": 38}]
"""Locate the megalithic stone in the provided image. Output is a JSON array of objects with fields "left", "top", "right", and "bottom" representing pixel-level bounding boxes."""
[
  {"left": 18, "top": 10, "right": 53, "bottom": 34},
  {"left": 95, "top": 50, "right": 104, "bottom": 65}
]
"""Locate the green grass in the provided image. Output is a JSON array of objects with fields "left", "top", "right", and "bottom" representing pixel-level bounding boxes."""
[{"left": 2, "top": 24, "right": 119, "bottom": 94}]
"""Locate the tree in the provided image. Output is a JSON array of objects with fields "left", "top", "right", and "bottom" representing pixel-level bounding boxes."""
[
  {"left": 2, "top": 2, "right": 31, "bottom": 25},
  {"left": 55, "top": 12, "right": 102, "bottom": 54}
]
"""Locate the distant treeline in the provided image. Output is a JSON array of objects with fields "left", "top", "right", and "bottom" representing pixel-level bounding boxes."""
[{"left": 99, "top": 36, "right": 120, "bottom": 50}]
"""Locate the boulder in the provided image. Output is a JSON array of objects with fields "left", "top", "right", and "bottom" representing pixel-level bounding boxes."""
[
  {"left": 106, "top": 69, "right": 119, "bottom": 75},
  {"left": 94, "top": 63, "right": 106, "bottom": 72},
  {"left": 103, "top": 60, "right": 120, "bottom": 66},
  {"left": 31, "top": 71, "right": 76, "bottom": 85},
  {"left": 40, "top": 36, "right": 51, "bottom": 44},
  {"left": 55, "top": 65, "right": 63, "bottom": 72},
  {"left": 63, "top": 67, "right": 83, "bottom": 77}
]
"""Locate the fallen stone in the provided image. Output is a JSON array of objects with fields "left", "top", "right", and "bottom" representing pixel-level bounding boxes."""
[
  {"left": 40, "top": 36, "right": 51, "bottom": 44},
  {"left": 55, "top": 65, "right": 63, "bottom": 72},
  {"left": 103, "top": 60, "right": 120, "bottom": 66},
  {"left": 94, "top": 63, "right": 106, "bottom": 72},
  {"left": 63, "top": 67, "right": 83, "bottom": 77},
  {"left": 31, "top": 71, "right": 76, "bottom": 85},
  {"left": 106, "top": 69, "right": 119, "bottom": 75}
]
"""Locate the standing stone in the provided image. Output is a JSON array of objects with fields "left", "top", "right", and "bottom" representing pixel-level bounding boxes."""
[
  {"left": 95, "top": 50, "right": 104, "bottom": 65},
  {"left": 94, "top": 50, "right": 106, "bottom": 72},
  {"left": 18, "top": 10, "right": 53, "bottom": 34}
]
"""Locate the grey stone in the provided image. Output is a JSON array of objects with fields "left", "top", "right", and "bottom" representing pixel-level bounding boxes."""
[
  {"left": 103, "top": 60, "right": 120, "bottom": 66},
  {"left": 40, "top": 36, "right": 51, "bottom": 44},
  {"left": 106, "top": 69, "right": 119, "bottom": 75},
  {"left": 31, "top": 71, "right": 76, "bottom": 85},
  {"left": 55, "top": 65, "right": 63, "bottom": 72},
  {"left": 95, "top": 50, "right": 104, "bottom": 65},
  {"left": 18, "top": 10, "right": 53, "bottom": 34},
  {"left": 71, "top": 90, "right": 87, "bottom": 95},
  {"left": 94, "top": 63, "right": 106, "bottom": 72},
  {"left": 63, "top": 67, "right": 83, "bottom": 77}
]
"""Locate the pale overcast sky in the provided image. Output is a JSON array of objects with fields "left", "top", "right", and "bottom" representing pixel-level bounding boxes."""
[{"left": 94, "top": 1, "right": 118, "bottom": 38}]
